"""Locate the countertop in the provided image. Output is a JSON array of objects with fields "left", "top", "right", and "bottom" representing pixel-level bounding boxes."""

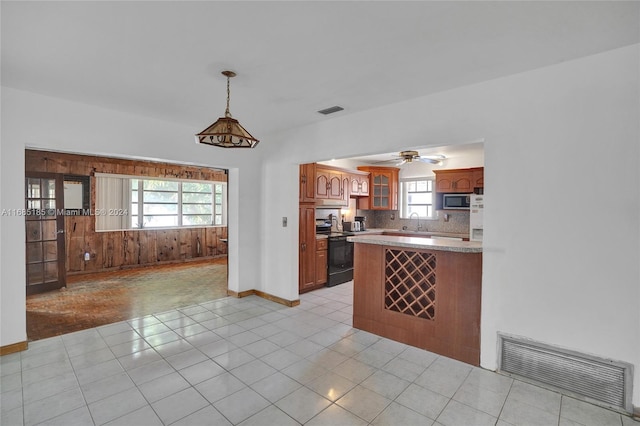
[{"left": 347, "top": 233, "right": 482, "bottom": 253}]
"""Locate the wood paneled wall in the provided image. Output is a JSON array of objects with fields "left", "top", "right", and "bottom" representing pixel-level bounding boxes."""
[{"left": 25, "top": 150, "right": 228, "bottom": 274}]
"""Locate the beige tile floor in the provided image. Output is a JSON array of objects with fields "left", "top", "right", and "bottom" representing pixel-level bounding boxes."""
[{"left": 1, "top": 282, "right": 638, "bottom": 425}]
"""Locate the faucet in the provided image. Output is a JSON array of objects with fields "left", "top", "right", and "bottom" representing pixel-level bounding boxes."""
[{"left": 409, "top": 212, "right": 422, "bottom": 231}]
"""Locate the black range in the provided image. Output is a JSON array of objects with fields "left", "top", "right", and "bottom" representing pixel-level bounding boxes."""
[{"left": 315, "top": 222, "right": 355, "bottom": 287}]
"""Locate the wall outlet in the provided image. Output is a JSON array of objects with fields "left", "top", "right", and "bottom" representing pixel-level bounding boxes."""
[
  {"left": 84, "top": 252, "right": 90, "bottom": 261},
  {"left": 282, "top": 217, "right": 287, "bottom": 227}
]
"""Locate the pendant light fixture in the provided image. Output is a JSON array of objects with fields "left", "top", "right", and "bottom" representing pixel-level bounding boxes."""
[{"left": 196, "top": 70, "right": 259, "bottom": 148}]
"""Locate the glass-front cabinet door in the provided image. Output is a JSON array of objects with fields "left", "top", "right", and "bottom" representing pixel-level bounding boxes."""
[{"left": 372, "top": 172, "right": 391, "bottom": 208}]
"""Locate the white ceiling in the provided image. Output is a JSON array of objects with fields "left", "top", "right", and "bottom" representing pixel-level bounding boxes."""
[
  {"left": 345, "top": 141, "right": 486, "bottom": 165},
  {"left": 2, "top": 1, "right": 639, "bottom": 149}
]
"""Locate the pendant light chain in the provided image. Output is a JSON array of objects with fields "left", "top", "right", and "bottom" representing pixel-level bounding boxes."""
[{"left": 225, "top": 75, "right": 232, "bottom": 118}]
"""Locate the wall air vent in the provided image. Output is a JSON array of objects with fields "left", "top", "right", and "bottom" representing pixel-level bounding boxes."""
[
  {"left": 498, "top": 333, "right": 633, "bottom": 414},
  {"left": 317, "top": 106, "right": 344, "bottom": 115}
]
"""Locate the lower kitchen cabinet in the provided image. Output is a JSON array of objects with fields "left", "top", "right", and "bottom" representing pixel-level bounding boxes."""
[
  {"left": 299, "top": 204, "right": 327, "bottom": 293},
  {"left": 315, "top": 238, "right": 328, "bottom": 285},
  {"left": 299, "top": 204, "right": 317, "bottom": 292}
]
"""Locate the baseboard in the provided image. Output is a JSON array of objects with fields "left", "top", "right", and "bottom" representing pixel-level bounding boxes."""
[
  {"left": 226, "top": 289, "right": 300, "bottom": 307},
  {"left": 254, "top": 290, "right": 300, "bottom": 307},
  {"left": 226, "top": 289, "right": 255, "bottom": 298},
  {"left": 0, "top": 341, "right": 28, "bottom": 356}
]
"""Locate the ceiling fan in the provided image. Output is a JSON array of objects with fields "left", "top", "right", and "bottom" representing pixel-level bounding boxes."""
[{"left": 377, "top": 150, "right": 446, "bottom": 166}]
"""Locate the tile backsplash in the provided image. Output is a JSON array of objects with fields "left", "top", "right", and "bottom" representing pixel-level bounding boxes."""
[{"left": 357, "top": 209, "right": 470, "bottom": 234}]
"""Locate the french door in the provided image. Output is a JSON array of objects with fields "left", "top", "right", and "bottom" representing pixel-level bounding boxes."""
[{"left": 25, "top": 173, "right": 66, "bottom": 295}]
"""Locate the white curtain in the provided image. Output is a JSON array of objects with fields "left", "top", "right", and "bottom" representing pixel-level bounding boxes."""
[{"left": 95, "top": 176, "right": 131, "bottom": 230}]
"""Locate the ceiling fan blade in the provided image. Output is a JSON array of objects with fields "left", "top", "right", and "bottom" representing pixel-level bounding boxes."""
[
  {"left": 416, "top": 157, "right": 440, "bottom": 164},
  {"left": 372, "top": 158, "right": 399, "bottom": 164}
]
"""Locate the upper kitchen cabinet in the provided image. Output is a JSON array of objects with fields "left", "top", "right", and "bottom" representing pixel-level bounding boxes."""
[
  {"left": 349, "top": 170, "right": 370, "bottom": 197},
  {"left": 356, "top": 166, "right": 399, "bottom": 210},
  {"left": 299, "top": 163, "right": 316, "bottom": 202},
  {"left": 435, "top": 167, "right": 484, "bottom": 193},
  {"left": 316, "top": 166, "right": 344, "bottom": 201},
  {"left": 472, "top": 168, "right": 484, "bottom": 188}
]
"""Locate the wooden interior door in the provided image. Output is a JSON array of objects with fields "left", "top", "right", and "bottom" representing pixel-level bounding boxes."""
[{"left": 25, "top": 173, "right": 66, "bottom": 295}]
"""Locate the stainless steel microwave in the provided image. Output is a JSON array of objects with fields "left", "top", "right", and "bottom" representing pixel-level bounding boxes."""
[{"left": 443, "top": 193, "right": 471, "bottom": 209}]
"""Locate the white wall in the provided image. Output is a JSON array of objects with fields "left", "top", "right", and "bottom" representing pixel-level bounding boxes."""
[
  {"left": 261, "top": 45, "right": 640, "bottom": 405},
  {"left": 0, "top": 88, "right": 265, "bottom": 346}
]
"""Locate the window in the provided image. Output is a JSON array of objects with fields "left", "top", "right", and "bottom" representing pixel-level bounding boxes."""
[
  {"left": 400, "top": 178, "right": 435, "bottom": 219},
  {"left": 96, "top": 174, "right": 226, "bottom": 231}
]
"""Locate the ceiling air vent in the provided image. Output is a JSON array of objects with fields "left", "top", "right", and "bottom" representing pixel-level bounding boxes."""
[
  {"left": 498, "top": 333, "right": 633, "bottom": 414},
  {"left": 317, "top": 106, "right": 344, "bottom": 115}
]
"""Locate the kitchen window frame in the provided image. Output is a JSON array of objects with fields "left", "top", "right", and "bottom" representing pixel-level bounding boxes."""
[{"left": 399, "top": 177, "right": 436, "bottom": 220}]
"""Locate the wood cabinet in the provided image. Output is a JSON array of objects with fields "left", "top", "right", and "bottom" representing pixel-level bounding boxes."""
[
  {"left": 299, "top": 204, "right": 317, "bottom": 292},
  {"left": 299, "top": 163, "right": 316, "bottom": 202},
  {"left": 356, "top": 166, "right": 399, "bottom": 210},
  {"left": 342, "top": 176, "right": 350, "bottom": 205},
  {"left": 352, "top": 240, "right": 482, "bottom": 365},
  {"left": 434, "top": 167, "right": 484, "bottom": 210},
  {"left": 472, "top": 168, "right": 484, "bottom": 188},
  {"left": 315, "top": 238, "right": 328, "bottom": 285},
  {"left": 434, "top": 167, "right": 483, "bottom": 193},
  {"left": 316, "top": 166, "right": 344, "bottom": 202},
  {"left": 349, "top": 171, "right": 370, "bottom": 197}
]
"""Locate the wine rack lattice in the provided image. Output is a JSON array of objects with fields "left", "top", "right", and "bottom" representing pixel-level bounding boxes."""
[{"left": 384, "top": 249, "right": 436, "bottom": 320}]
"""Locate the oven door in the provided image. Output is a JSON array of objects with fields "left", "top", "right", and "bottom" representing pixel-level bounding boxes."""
[{"left": 328, "top": 236, "right": 353, "bottom": 273}]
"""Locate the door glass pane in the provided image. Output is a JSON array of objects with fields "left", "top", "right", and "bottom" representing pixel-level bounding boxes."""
[
  {"left": 380, "top": 175, "right": 389, "bottom": 185},
  {"left": 42, "top": 220, "right": 57, "bottom": 240},
  {"left": 42, "top": 179, "right": 56, "bottom": 198},
  {"left": 26, "top": 222, "right": 42, "bottom": 242},
  {"left": 26, "top": 242, "right": 43, "bottom": 263},
  {"left": 382, "top": 198, "right": 389, "bottom": 207},
  {"left": 26, "top": 178, "right": 41, "bottom": 198},
  {"left": 43, "top": 199, "right": 56, "bottom": 210},
  {"left": 44, "top": 262, "right": 58, "bottom": 282},
  {"left": 27, "top": 200, "right": 41, "bottom": 210},
  {"left": 27, "top": 263, "right": 44, "bottom": 285},
  {"left": 43, "top": 241, "right": 58, "bottom": 261}
]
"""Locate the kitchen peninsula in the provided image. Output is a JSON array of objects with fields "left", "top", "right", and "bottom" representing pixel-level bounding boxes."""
[{"left": 347, "top": 234, "right": 482, "bottom": 365}]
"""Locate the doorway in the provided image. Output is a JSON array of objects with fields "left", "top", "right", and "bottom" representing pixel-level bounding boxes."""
[{"left": 24, "top": 149, "right": 230, "bottom": 340}]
